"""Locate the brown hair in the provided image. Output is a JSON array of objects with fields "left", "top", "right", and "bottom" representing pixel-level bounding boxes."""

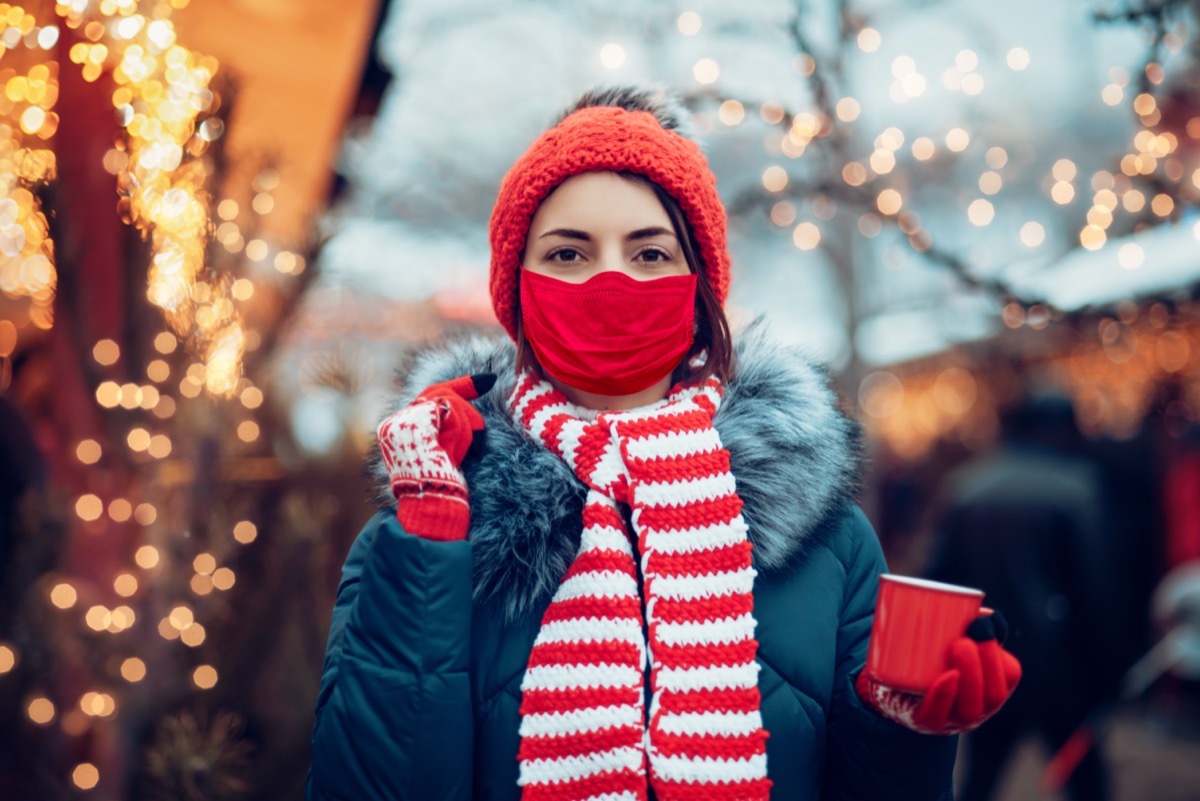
[{"left": 514, "top": 171, "right": 734, "bottom": 387}]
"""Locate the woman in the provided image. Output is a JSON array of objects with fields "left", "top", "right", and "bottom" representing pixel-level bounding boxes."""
[{"left": 308, "top": 86, "right": 1020, "bottom": 800}]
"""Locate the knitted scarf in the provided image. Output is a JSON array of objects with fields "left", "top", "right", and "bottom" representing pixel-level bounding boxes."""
[{"left": 510, "top": 373, "right": 772, "bottom": 801}]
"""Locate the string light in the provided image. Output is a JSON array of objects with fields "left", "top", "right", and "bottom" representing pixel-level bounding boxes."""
[
  {"left": 677, "top": 11, "right": 701, "bottom": 36},
  {"left": 57, "top": 1, "right": 250, "bottom": 398},
  {"left": 50, "top": 583, "right": 77, "bottom": 609}
]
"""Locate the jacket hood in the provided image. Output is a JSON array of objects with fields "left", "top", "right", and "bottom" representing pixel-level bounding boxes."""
[{"left": 368, "top": 320, "right": 864, "bottom": 621}]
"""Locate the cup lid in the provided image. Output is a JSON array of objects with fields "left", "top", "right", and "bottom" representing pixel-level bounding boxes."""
[{"left": 880, "top": 574, "right": 984, "bottom": 596}]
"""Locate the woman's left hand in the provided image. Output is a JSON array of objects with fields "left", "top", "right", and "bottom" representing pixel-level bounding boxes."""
[{"left": 855, "top": 614, "right": 1022, "bottom": 735}]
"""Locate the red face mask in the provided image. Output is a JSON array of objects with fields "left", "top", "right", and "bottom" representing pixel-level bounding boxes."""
[{"left": 519, "top": 270, "right": 698, "bottom": 396}]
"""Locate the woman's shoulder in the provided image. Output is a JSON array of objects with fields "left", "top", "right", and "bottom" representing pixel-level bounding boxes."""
[{"left": 719, "top": 320, "right": 866, "bottom": 574}]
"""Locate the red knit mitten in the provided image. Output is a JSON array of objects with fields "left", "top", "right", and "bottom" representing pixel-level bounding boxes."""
[
  {"left": 376, "top": 373, "right": 495, "bottom": 540},
  {"left": 855, "top": 614, "right": 1022, "bottom": 735}
]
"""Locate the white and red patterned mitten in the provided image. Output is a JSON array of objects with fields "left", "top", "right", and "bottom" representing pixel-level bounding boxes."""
[
  {"left": 375, "top": 373, "right": 495, "bottom": 541},
  {"left": 856, "top": 614, "right": 1022, "bottom": 735}
]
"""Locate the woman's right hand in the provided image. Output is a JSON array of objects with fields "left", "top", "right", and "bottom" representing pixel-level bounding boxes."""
[{"left": 375, "top": 373, "right": 495, "bottom": 541}]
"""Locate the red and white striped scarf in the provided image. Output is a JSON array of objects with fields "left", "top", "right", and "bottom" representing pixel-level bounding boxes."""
[{"left": 510, "top": 373, "right": 771, "bottom": 801}]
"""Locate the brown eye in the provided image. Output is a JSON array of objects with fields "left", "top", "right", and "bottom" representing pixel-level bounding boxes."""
[
  {"left": 637, "top": 248, "right": 671, "bottom": 264},
  {"left": 548, "top": 248, "right": 583, "bottom": 263}
]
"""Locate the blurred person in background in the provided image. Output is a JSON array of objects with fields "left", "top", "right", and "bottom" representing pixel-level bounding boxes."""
[
  {"left": 307, "top": 85, "right": 1020, "bottom": 800},
  {"left": 926, "top": 392, "right": 1126, "bottom": 801}
]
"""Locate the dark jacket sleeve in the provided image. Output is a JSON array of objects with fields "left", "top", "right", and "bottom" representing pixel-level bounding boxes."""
[
  {"left": 823, "top": 506, "right": 958, "bottom": 801},
  {"left": 307, "top": 510, "right": 474, "bottom": 801}
]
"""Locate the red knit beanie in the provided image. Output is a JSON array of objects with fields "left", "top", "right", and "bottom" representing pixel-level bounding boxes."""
[{"left": 488, "top": 105, "right": 730, "bottom": 341}]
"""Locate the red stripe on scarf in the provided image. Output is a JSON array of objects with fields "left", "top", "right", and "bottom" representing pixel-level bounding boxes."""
[
  {"left": 645, "top": 542, "right": 754, "bottom": 578},
  {"left": 520, "top": 686, "right": 643, "bottom": 716},
  {"left": 651, "top": 730, "right": 768, "bottom": 760},
  {"left": 649, "top": 777, "right": 771, "bottom": 801},
  {"left": 655, "top": 687, "right": 763, "bottom": 715},
  {"left": 634, "top": 495, "right": 743, "bottom": 531},
  {"left": 519, "top": 770, "right": 649, "bottom": 801},
  {"left": 561, "top": 548, "right": 638, "bottom": 581},
  {"left": 622, "top": 450, "right": 731, "bottom": 483},
  {"left": 611, "top": 408, "right": 714, "bottom": 440},
  {"left": 518, "top": 725, "right": 646, "bottom": 762},
  {"left": 526, "top": 640, "right": 644, "bottom": 668},
  {"left": 651, "top": 641, "right": 760, "bottom": 670},
  {"left": 582, "top": 501, "right": 627, "bottom": 530},
  {"left": 652, "top": 594, "right": 755, "bottom": 625}
]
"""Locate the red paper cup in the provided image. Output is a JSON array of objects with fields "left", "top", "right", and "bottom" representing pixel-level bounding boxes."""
[{"left": 865, "top": 575, "right": 984, "bottom": 693}]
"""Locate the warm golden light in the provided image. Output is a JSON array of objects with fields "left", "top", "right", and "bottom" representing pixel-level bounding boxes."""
[
  {"left": 978, "top": 171, "right": 1002, "bottom": 195},
  {"left": 85, "top": 606, "right": 112, "bottom": 631},
  {"left": 169, "top": 605, "right": 194, "bottom": 631},
  {"left": 51, "top": 583, "right": 77, "bottom": 609},
  {"left": 121, "top": 657, "right": 146, "bottom": 682},
  {"left": 693, "top": 58, "right": 719, "bottom": 84},
  {"left": 76, "top": 494, "right": 103, "bottom": 522},
  {"left": 1132, "top": 93, "right": 1156, "bottom": 116},
  {"left": 193, "top": 665, "right": 218, "bottom": 689},
  {"left": 134, "top": 503, "right": 157, "bottom": 525},
  {"left": 967, "top": 199, "right": 994, "bottom": 226},
  {"left": 857, "top": 27, "right": 881, "bottom": 52},
  {"left": 770, "top": 201, "right": 796, "bottom": 227},
  {"left": 1020, "top": 221, "right": 1045, "bottom": 247},
  {"left": 147, "top": 359, "right": 170, "bottom": 382},
  {"left": 836, "top": 97, "right": 861, "bottom": 122},
  {"left": 842, "top": 162, "right": 867, "bottom": 186},
  {"left": 127, "top": 428, "right": 151, "bottom": 452},
  {"left": 718, "top": 100, "right": 744, "bottom": 126},
  {"left": 181, "top": 622, "right": 206, "bottom": 647},
  {"left": 233, "top": 520, "right": 258, "bottom": 544},
  {"left": 76, "top": 440, "right": 102, "bottom": 465},
  {"left": 28, "top": 697, "right": 55, "bottom": 724},
  {"left": 599, "top": 43, "right": 625, "bottom": 70},
  {"left": 114, "top": 573, "right": 138, "bottom": 597},
  {"left": 147, "top": 434, "right": 172, "bottom": 458},
  {"left": 1087, "top": 206, "right": 1113, "bottom": 229},
  {"left": 154, "top": 332, "right": 178, "bottom": 354},
  {"left": 1151, "top": 193, "right": 1174, "bottom": 216},
  {"left": 107, "top": 496, "right": 132, "bottom": 522},
  {"left": 92, "top": 339, "right": 120, "bottom": 366},
  {"left": 877, "top": 189, "right": 903, "bottom": 215},
  {"left": 135, "top": 545, "right": 160, "bottom": 569},
  {"left": 1052, "top": 159, "right": 1077, "bottom": 181},
  {"left": 869, "top": 149, "right": 896, "bottom": 175},
  {"left": 194, "top": 553, "right": 216, "bottom": 575},
  {"left": 945, "top": 128, "right": 970, "bottom": 152},
  {"left": 1080, "top": 224, "right": 1106, "bottom": 250},
  {"left": 762, "top": 166, "right": 788, "bottom": 192},
  {"left": 1006, "top": 47, "right": 1030, "bottom": 70},
  {"left": 72, "top": 763, "right": 99, "bottom": 790},
  {"left": 792, "top": 222, "right": 821, "bottom": 251},
  {"left": 231, "top": 279, "right": 254, "bottom": 301},
  {"left": 912, "top": 137, "right": 936, "bottom": 161},
  {"left": 96, "top": 381, "right": 120, "bottom": 408},
  {"left": 677, "top": 11, "right": 702, "bottom": 36},
  {"left": 1118, "top": 243, "right": 1144, "bottom": 269},
  {"left": 1051, "top": 182, "right": 1076, "bottom": 204}
]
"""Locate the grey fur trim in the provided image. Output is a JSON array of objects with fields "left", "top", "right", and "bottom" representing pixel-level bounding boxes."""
[{"left": 367, "top": 320, "right": 863, "bottom": 621}]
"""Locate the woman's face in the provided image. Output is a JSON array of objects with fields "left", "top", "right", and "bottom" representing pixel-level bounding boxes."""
[{"left": 522, "top": 172, "right": 691, "bottom": 283}]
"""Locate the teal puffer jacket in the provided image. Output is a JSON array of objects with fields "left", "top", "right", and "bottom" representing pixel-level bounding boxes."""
[{"left": 308, "top": 328, "right": 957, "bottom": 800}]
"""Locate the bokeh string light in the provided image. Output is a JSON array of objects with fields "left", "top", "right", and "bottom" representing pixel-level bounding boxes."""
[
  {"left": 678, "top": 6, "right": 1198, "bottom": 449},
  {"left": 57, "top": 0, "right": 251, "bottom": 396},
  {"left": 859, "top": 306, "right": 1200, "bottom": 459},
  {"left": 0, "top": 4, "right": 60, "bottom": 336},
  {"left": 0, "top": 5, "right": 296, "bottom": 794}
]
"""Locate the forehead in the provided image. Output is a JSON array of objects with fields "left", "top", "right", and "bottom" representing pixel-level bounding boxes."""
[{"left": 529, "top": 172, "right": 672, "bottom": 231}]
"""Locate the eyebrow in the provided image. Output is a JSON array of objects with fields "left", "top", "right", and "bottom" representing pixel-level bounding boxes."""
[{"left": 537, "top": 226, "right": 677, "bottom": 241}]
